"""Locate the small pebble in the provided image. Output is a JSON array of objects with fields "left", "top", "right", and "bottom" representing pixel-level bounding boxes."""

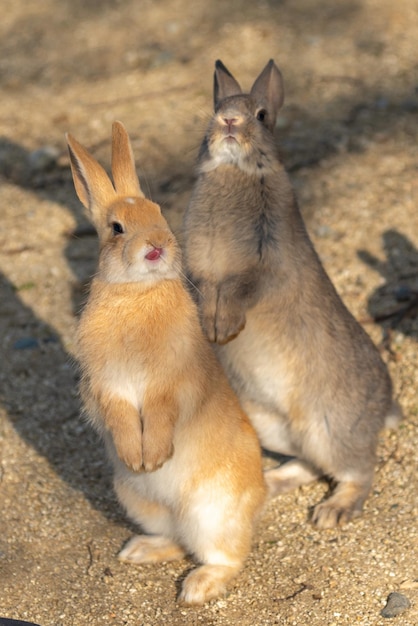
[
  {"left": 13, "top": 337, "right": 39, "bottom": 350},
  {"left": 380, "top": 592, "right": 411, "bottom": 618}
]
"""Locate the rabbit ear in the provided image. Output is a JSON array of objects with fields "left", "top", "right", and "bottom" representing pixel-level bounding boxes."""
[
  {"left": 66, "top": 132, "right": 117, "bottom": 226},
  {"left": 214, "top": 60, "right": 242, "bottom": 108},
  {"left": 111, "top": 121, "right": 145, "bottom": 198},
  {"left": 250, "top": 60, "right": 284, "bottom": 125}
]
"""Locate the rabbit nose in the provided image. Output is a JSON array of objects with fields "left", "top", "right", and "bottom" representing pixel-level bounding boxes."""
[
  {"left": 145, "top": 247, "right": 163, "bottom": 261},
  {"left": 223, "top": 118, "right": 237, "bottom": 132}
]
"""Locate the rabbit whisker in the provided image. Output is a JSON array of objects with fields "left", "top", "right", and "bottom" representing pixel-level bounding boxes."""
[
  {"left": 181, "top": 270, "right": 205, "bottom": 300},
  {"left": 159, "top": 254, "right": 205, "bottom": 301}
]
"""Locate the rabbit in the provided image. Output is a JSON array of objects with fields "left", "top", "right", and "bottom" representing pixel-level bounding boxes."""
[
  {"left": 66, "top": 121, "right": 266, "bottom": 605},
  {"left": 182, "top": 60, "right": 401, "bottom": 530}
]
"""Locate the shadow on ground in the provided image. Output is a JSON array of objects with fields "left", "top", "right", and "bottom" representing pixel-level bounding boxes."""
[{"left": 359, "top": 229, "right": 418, "bottom": 339}]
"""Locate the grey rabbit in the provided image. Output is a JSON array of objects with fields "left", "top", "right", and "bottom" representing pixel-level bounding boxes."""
[{"left": 183, "top": 59, "right": 401, "bottom": 529}]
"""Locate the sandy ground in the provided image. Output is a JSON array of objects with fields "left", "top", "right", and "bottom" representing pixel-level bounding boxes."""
[{"left": 0, "top": 1, "right": 417, "bottom": 624}]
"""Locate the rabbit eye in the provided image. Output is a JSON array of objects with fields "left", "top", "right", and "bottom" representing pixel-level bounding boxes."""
[
  {"left": 111, "top": 222, "right": 124, "bottom": 235},
  {"left": 256, "top": 109, "right": 267, "bottom": 123}
]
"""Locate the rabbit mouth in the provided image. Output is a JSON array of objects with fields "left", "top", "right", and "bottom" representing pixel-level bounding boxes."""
[
  {"left": 203, "top": 135, "right": 244, "bottom": 170},
  {"left": 221, "top": 126, "right": 242, "bottom": 145},
  {"left": 145, "top": 247, "right": 163, "bottom": 261}
]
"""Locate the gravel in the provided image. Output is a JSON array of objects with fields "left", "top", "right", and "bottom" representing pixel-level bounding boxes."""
[{"left": 1, "top": 0, "right": 417, "bottom": 624}]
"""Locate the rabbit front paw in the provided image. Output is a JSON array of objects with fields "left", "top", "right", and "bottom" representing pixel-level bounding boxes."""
[
  {"left": 201, "top": 312, "right": 217, "bottom": 343},
  {"left": 142, "top": 420, "right": 175, "bottom": 472},
  {"left": 215, "top": 307, "right": 246, "bottom": 344},
  {"left": 142, "top": 437, "right": 174, "bottom": 472},
  {"left": 197, "top": 282, "right": 219, "bottom": 343},
  {"left": 113, "top": 428, "right": 143, "bottom": 473}
]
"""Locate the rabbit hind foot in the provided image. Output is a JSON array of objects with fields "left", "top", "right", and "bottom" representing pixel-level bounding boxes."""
[
  {"left": 179, "top": 563, "right": 240, "bottom": 606},
  {"left": 311, "top": 479, "right": 371, "bottom": 529},
  {"left": 264, "top": 459, "right": 319, "bottom": 497},
  {"left": 118, "top": 534, "right": 186, "bottom": 564}
]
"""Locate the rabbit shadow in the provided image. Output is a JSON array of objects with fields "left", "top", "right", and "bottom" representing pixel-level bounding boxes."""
[
  {"left": 358, "top": 229, "right": 418, "bottom": 340},
  {"left": 0, "top": 270, "right": 126, "bottom": 523},
  {"left": 0, "top": 139, "right": 126, "bottom": 523}
]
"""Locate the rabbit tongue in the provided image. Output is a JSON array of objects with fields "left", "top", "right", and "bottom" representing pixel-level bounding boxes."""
[{"left": 145, "top": 247, "right": 163, "bottom": 261}]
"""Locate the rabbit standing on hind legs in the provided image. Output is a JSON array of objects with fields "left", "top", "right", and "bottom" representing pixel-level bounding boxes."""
[
  {"left": 183, "top": 60, "right": 401, "bottom": 529},
  {"left": 67, "top": 121, "right": 266, "bottom": 605}
]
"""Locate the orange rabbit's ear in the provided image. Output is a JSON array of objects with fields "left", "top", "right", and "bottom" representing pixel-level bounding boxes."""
[
  {"left": 66, "top": 132, "right": 116, "bottom": 230},
  {"left": 111, "top": 121, "right": 144, "bottom": 198}
]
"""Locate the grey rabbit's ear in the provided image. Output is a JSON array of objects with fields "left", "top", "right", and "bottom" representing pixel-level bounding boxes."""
[
  {"left": 111, "top": 121, "right": 145, "bottom": 198},
  {"left": 214, "top": 60, "right": 242, "bottom": 109},
  {"left": 250, "top": 60, "right": 284, "bottom": 128}
]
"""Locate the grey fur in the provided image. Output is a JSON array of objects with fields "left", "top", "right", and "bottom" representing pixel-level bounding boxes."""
[{"left": 183, "top": 60, "right": 401, "bottom": 528}]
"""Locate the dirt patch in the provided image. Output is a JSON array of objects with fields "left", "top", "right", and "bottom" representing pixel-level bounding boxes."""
[{"left": 1, "top": 1, "right": 417, "bottom": 625}]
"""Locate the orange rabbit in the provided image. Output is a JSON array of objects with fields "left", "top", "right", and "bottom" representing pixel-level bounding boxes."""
[{"left": 67, "top": 121, "right": 266, "bottom": 605}]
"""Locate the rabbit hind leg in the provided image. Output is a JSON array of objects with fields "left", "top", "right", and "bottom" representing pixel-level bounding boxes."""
[
  {"left": 115, "top": 478, "right": 186, "bottom": 564},
  {"left": 265, "top": 457, "right": 374, "bottom": 529},
  {"left": 265, "top": 458, "right": 320, "bottom": 497},
  {"left": 178, "top": 488, "right": 260, "bottom": 605},
  {"left": 179, "top": 538, "right": 246, "bottom": 605},
  {"left": 311, "top": 476, "right": 373, "bottom": 529}
]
